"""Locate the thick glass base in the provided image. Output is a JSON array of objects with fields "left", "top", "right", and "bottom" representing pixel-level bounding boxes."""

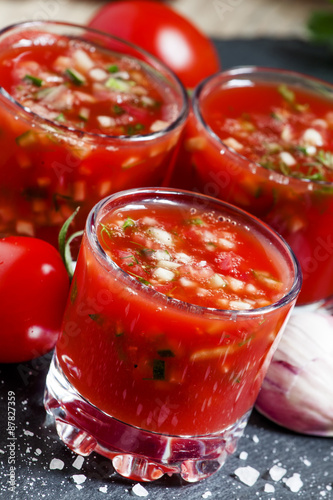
[{"left": 44, "top": 355, "right": 250, "bottom": 482}]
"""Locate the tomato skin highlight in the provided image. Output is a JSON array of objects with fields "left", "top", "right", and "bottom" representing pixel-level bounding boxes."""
[
  {"left": 88, "top": 0, "right": 221, "bottom": 88},
  {"left": 0, "top": 237, "right": 70, "bottom": 363}
]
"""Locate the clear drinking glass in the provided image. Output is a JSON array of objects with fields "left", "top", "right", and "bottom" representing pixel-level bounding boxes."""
[
  {"left": 44, "top": 187, "right": 301, "bottom": 482},
  {"left": 175, "top": 67, "right": 333, "bottom": 307},
  {"left": 0, "top": 21, "right": 188, "bottom": 246}
]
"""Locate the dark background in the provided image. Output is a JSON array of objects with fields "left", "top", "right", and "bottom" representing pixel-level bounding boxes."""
[{"left": 1, "top": 38, "right": 333, "bottom": 500}]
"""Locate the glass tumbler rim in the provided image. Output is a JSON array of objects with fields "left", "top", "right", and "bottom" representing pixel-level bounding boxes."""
[
  {"left": 192, "top": 65, "right": 333, "bottom": 190},
  {"left": 85, "top": 186, "right": 302, "bottom": 319},
  {"left": 0, "top": 19, "right": 189, "bottom": 142}
]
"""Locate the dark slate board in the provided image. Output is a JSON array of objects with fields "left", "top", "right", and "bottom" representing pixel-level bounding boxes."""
[{"left": 1, "top": 38, "right": 333, "bottom": 500}]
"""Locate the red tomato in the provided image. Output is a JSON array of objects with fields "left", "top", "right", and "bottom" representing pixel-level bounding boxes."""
[
  {"left": 0, "top": 237, "right": 70, "bottom": 363},
  {"left": 88, "top": 0, "right": 221, "bottom": 88}
]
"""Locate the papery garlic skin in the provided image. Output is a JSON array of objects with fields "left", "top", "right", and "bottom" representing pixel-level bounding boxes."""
[{"left": 255, "top": 311, "right": 333, "bottom": 436}]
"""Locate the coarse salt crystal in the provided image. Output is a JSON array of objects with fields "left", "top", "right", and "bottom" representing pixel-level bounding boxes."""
[
  {"left": 264, "top": 483, "right": 275, "bottom": 493},
  {"left": 252, "top": 434, "right": 259, "bottom": 443},
  {"left": 49, "top": 458, "right": 65, "bottom": 470},
  {"left": 23, "top": 429, "right": 34, "bottom": 437},
  {"left": 234, "top": 466, "right": 260, "bottom": 486},
  {"left": 72, "top": 474, "right": 87, "bottom": 485},
  {"left": 99, "top": 485, "right": 108, "bottom": 493},
  {"left": 301, "top": 458, "right": 311, "bottom": 467},
  {"left": 239, "top": 451, "right": 248, "bottom": 460},
  {"left": 283, "top": 473, "right": 303, "bottom": 493},
  {"left": 131, "top": 483, "right": 149, "bottom": 497},
  {"left": 202, "top": 492, "right": 212, "bottom": 499},
  {"left": 72, "top": 455, "right": 84, "bottom": 470},
  {"left": 35, "top": 448, "right": 42, "bottom": 456},
  {"left": 269, "top": 465, "right": 287, "bottom": 481}
]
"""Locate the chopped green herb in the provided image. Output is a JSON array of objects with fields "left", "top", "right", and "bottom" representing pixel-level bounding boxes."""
[
  {"left": 24, "top": 74, "right": 43, "bottom": 87},
  {"left": 279, "top": 162, "right": 291, "bottom": 177},
  {"left": 126, "top": 123, "right": 145, "bottom": 135},
  {"left": 65, "top": 68, "right": 85, "bottom": 85},
  {"left": 294, "top": 145, "right": 309, "bottom": 155},
  {"left": 120, "top": 254, "right": 139, "bottom": 266},
  {"left": 260, "top": 160, "right": 275, "bottom": 171},
  {"left": 127, "top": 271, "right": 151, "bottom": 286},
  {"left": 99, "top": 223, "right": 114, "bottom": 250},
  {"left": 107, "top": 64, "right": 119, "bottom": 73},
  {"left": 153, "top": 359, "right": 165, "bottom": 380},
  {"left": 238, "top": 336, "right": 254, "bottom": 347},
  {"left": 278, "top": 84, "right": 308, "bottom": 112},
  {"left": 270, "top": 111, "right": 282, "bottom": 121},
  {"left": 106, "top": 77, "right": 132, "bottom": 92},
  {"left": 113, "top": 104, "right": 125, "bottom": 116},
  {"left": 89, "top": 313, "right": 104, "bottom": 325},
  {"left": 122, "top": 217, "right": 135, "bottom": 229},
  {"left": 55, "top": 113, "right": 66, "bottom": 122},
  {"left": 316, "top": 149, "right": 333, "bottom": 169},
  {"left": 157, "top": 349, "right": 175, "bottom": 358},
  {"left": 187, "top": 218, "right": 204, "bottom": 226},
  {"left": 278, "top": 84, "right": 295, "bottom": 104}
]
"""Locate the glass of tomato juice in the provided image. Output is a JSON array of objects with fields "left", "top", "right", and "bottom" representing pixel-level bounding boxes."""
[
  {"left": 44, "top": 187, "right": 301, "bottom": 482},
  {"left": 0, "top": 21, "right": 188, "bottom": 246},
  {"left": 177, "top": 67, "right": 333, "bottom": 307}
]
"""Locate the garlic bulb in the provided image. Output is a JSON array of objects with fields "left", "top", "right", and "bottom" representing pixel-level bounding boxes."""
[{"left": 255, "top": 310, "right": 333, "bottom": 436}]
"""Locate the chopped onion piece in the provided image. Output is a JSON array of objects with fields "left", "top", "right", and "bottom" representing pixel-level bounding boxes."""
[
  {"left": 153, "top": 249, "right": 171, "bottom": 261},
  {"left": 150, "top": 120, "right": 170, "bottom": 133},
  {"left": 148, "top": 227, "right": 173, "bottom": 246},
  {"left": 227, "top": 276, "right": 245, "bottom": 292},
  {"left": 185, "top": 136, "right": 206, "bottom": 152},
  {"left": 97, "top": 116, "right": 116, "bottom": 128},
  {"left": 279, "top": 151, "right": 296, "bottom": 166},
  {"left": 16, "top": 220, "right": 35, "bottom": 237},
  {"left": 73, "top": 50, "right": 95, "bottom": 72},
  {"left": 218, "top": 237, "right": 235, "bottom": 250},
  {"left": 229, "top": 300, "right": 252, "bottom": 310},
  {"left": 210, "top": 273, "right": 227, "bottom": 288},
  {"left": 153, "top": 267, "right": 175, "bottom": 282},
  {"left": 158, "top": 260, "right": 181, "bottom": 270},
  {"left": 179, "top": 277, "right": 196, "bottom": 287}
]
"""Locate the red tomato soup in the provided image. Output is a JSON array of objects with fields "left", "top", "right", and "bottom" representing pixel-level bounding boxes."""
[
  {"left": 182, "top": 68, "right": 333, "bottom": 306},
  {"left": 56, "top": 189, "right": 299, "bottom": 436},
  {"left": 0, "top": 22, "right": 187, "bottom": 245}
]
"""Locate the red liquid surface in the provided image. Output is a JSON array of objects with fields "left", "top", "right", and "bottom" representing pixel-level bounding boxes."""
[
  {"left": 180, "top": 80, "right": 333, "bottom": 305},
  {"left": 57, "top": 193, "right": 296, "bottom": 436},
  {"left": 0, "top": 30, "right": 183, "bottom": 245}
]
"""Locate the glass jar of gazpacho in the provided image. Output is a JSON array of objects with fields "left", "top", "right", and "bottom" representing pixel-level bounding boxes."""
[
  {"left": 44, "top": 187, "right": 301, "bottom": 482},
  {"left": 177, "top": 67, "right": 333, "bottom": 306},
  {"left": 0, "top": 21, "right": 188, "bottom": 246}
]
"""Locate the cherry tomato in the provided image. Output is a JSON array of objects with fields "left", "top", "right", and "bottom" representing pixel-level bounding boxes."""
[
  {"left": 0, "top": 237, "right": 70, "bottom": 363},
  {"left": 88, "top": 0, "right": 221, "bottom": 88}
]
